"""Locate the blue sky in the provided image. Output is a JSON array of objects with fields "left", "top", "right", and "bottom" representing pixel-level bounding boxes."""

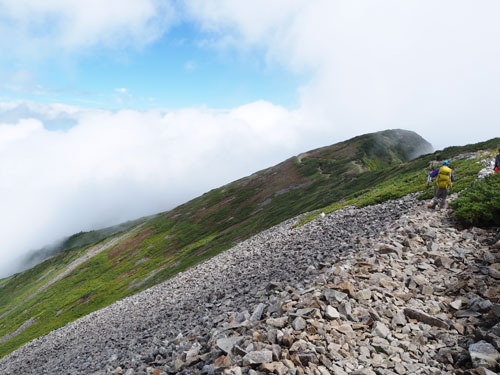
[
  {"left": 0, "top": 0, "right": 499, "bottom": 277},
  {"left": 1, "top": 21, "right": 305, "bottom": 111}
]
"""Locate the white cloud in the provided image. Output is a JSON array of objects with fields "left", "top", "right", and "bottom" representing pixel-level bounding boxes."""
[
  {"left": 184, "top": 0, "right": 500, "bottom": 149},
  {"left": 115, "top": 88, "right": 128, "bottom": 94},
  {"left": 0, "top": 118, "right": 43, "bottom": 145},
  {"left": 1, "top": 1, "right": 500, "bottom": 276},
  {"left": 0, "top": 0, "right": 177, "bottom": 57},
  {"left": 0, "top": 101, "right": 301, "bottom": 277}
]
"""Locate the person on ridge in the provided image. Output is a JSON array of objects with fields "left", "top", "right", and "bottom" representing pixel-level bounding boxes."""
[
  {"left": 428, "top": 160, "right": 454, "bottom": 210},
  {"left": 494, "top": 149, "right": 500, "bottom": 174}
]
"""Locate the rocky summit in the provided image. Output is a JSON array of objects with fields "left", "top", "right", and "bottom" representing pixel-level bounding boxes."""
[{"left": 0, "top": 193, "right": 499, "bottom": 374}]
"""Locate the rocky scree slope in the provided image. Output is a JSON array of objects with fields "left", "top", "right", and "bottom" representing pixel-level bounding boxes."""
[
  {"left": 0, "top": 129, "right": 444, "bottom": 360},
  {"left": 1, "top": 194, "right": 499, "bottom": 374},
  {"left": 0, "top": 195, "right": 419, "bottom": 373},
  {"left": 0, "top": 130, "right": 444, "bottom": 357}
]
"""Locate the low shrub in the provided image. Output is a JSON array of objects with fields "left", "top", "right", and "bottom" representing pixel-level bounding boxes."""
[{"left": 450, "top": 173, "right": 500, "bottom": 227}]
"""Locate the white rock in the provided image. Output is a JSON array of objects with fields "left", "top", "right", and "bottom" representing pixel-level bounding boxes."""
[
  {"left": 372, "top": 322, "right": 391, "bottom": 339},
  {"left": 325, "top": 305, "right": 340, "bottom": 320},
  {"left": 449, "top": 299, "right": 462, "bottom": 310}
]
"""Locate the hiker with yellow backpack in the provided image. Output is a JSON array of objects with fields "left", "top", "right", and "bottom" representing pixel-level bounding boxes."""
[{"left": 428, "top": 160, "right": 454, "bottom": 210}]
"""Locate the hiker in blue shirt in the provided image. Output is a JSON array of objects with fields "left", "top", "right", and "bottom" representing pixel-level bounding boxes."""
[{"left": 428, "top": 160, "right": 454, "bottom": 210}]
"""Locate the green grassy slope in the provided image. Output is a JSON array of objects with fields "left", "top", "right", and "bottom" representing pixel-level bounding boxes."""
[
  {"left": 18, "top": 217, "right": 151, "bottom": 273},
  {"left": 0, "top": 130, "right": 497, "bottom": 358},
  {"left": 300, "top": 138, "right": 499, "bottom": 224}
]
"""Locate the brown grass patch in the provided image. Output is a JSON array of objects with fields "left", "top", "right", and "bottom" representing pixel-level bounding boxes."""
[
  {"left": 107, "top": 227, "right": 155, "bottom": 260},
  {"left": 193, "top": 196, "right": 236, "bottom": 222},
  {"left": 252, "top": 159, "right": 309, "bottom": 202},
  {"left": 307, "top": 142, "right": 355, "bottom": 159}
]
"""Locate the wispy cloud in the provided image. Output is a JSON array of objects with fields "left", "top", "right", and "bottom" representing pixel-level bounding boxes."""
[
  {"left": 115, "top": 88, "right": 128, "bottom": 94},
  {"left": 0, "top": 70, "right": 93, "bottom": 101},
  {"left": 0, "top": 0, "right": 178, "bottom": 58}
]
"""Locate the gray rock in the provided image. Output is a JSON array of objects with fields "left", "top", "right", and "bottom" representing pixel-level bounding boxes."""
[
  {"left": 324, "top": 289, "right": 347, "bottom": 303},
  {"left": 469, "top": 340, "right": 500, "bottom": 369},
  {"left": 271, "top": 344, "right": 282, "bottom": 361},
  {"left": 330, "top": 364, "right": 348, "bottom": 375},
  {"left": 372, "top": 322, "right": 391, "bottom": 339},
  {"left": 492, "top": 322, "right": 500, "bottom": 337},
  {"left": 434, "top": 256, "right": 453, "bottom": 268},
  {"left": 493, "top": 304, "right": 500, "bottom": 318},
  {"left": 455, "top": 310, "right": 482, "bottom": 318},
  {"left": 472, "top": 298, "right": 493, "bottom": 312},
  {"left": 404, "top": 308, "right": 449, "bottom": 329},
  {"left": 292, "top": 317, "right": 306, "bottom": 331},
  {"left": 266, "top": 317, "right": 288, "bottom": 328},
  {"left": 185, "top": 342, "right": 201, "bottom": 363},
  {"left": 217, "top": 337, "right": 244, "bottom": 354},
  {"left": 478, "top": 367, "right": 498, "bottom": 375},
  {"left": 250, "top": 303, "right": 266, "bottom": 321},
  {"left": 242, "top": 350, "right": 272, "bottom": 366},
  {"left": 354, "top": 289, "right": 372, "bottom": 300},
  {"left": 426, "top": 241, "right": 440, "bottom": 251},
  {"left": 489, "top": 263, "right": 500, "bottom": 279},
  {"left": 339, "top": 301, "right": 352, "bottom": 317},
  {"left": 297, "top": 352, "right": 318, "bottom": 366},
  {"left": 392, "top": 310, "right": 406, "bottom": 326}
]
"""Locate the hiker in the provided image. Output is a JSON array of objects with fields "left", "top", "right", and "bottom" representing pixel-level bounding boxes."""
[
  {"left": 495, "top": 149, "right": 500, "bottom": 173},
  {"left": 429, "top": 160, "right": 454, "bottom": 210}
]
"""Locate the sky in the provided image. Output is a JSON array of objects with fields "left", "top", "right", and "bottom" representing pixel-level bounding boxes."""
[{"left": 0, "top": 0, "right": 499, "bottom": 277}]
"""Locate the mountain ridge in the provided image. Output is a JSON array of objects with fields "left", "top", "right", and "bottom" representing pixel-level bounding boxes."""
[{"left": 0, "top": 129, "right": 498, "bottom": 362}]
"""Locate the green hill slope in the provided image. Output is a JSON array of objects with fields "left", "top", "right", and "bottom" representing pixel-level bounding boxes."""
[
  {"left": 0, "top": 129, "right": 497, "bottom": 358},
  {"left": 17, "top": 217, "right": 151, "bottom": 274}
]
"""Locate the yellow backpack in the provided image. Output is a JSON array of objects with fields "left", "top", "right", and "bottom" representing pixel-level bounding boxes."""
[{"left": 436, "top": 166, "right": 452, "bottom": 189}]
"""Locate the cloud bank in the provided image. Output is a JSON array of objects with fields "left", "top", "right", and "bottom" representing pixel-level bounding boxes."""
[
  {"left": 0, "top": 101, "right": 302, "bottom": 277},
  {"left": 184, "top": 0, "right": 500, "bottom": 148},
  {"left": 1, "top": 1, "right": 500, "bottom": 276}
]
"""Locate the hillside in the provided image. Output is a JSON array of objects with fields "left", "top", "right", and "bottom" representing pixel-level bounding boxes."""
[
  {"left": 0, "top": 193, "right": 498, "bottom": 374},
  {"left": 0, "top": 129, "right": 498, "bottom": 360},
  {"left": 17, "top": 217, "right": 151, "bottom": 274}
]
